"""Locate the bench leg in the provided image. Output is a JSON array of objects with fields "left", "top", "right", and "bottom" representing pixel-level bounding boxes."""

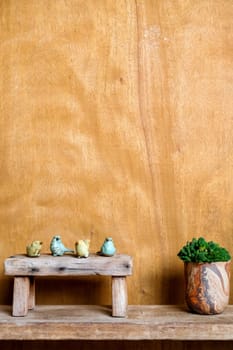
[
  {"left": 112, "top": 276, "right": 128, "bottom": 317},
  {"left": 28, "top": 277, "right": 35, "bottom": 310},
  {"left": 12, "top": 277, "right": 30, "bottom": 316}
]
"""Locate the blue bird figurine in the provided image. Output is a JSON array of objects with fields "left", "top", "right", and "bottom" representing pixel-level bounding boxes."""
[
  {"left": 99, "top": 237, "right": 116, "bottom": 257},
  {"left": 50, "top": 235, "right": 74, "bottom": 256}
]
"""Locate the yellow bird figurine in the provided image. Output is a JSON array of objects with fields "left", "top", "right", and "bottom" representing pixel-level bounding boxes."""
[
  {"left": 26, "top": 240, "right": 43, "bottom": 257},
  {"left": 75, "top": 239, "right": 90, "bottom": 258}
]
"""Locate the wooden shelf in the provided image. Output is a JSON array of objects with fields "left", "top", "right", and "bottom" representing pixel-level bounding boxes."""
[{"left": 0, "top": 305, "right": 232, "bottom": 341}]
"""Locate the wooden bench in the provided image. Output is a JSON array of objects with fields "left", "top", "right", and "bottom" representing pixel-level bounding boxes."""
[{"left": 4, "top": 253, "right": 133, "bottom": 317}]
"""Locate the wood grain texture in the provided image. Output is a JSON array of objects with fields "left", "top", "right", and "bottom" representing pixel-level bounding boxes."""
[
  {"left": 0, "top": 0, "right": 233, "bottom": 326},
  {"left": 0, "top": 305, "right": 233, "bottom": 340},
  {"left": 4, "top": 254, "right": 133, "bottom": 276},
  {"left": 12, "top": 277, "right": 30, "bottom": 316},
  {"left": 28, "top": 277, "right": 35, "bottom": 310},
  {"left": 112, "top": 277, "right": 128, "bottom": 317}
]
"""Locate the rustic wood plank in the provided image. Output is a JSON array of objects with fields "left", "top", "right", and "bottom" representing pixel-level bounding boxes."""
[
  {"left": 4, "top": 254, "right": 133, "bottom": 277},
  {"left": 0, "top": 305, "right": 232, "bottom": 341}
]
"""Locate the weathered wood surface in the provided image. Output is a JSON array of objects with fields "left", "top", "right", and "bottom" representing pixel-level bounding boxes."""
[
  {"left": 4, "top": 254, "right": 133, "bottom": 276},
  {"left": 12, "top": 276, "right": 36, "bottom": 316},
  {"left": 0, "top": 305, "right": 232, "bottom": 341},
  {"left": 28, "top": 277, "right": 36, "bottom": 310},
  {"left": 112, "top": 277, "right": 128, "bottom": 317},
  {"left": 12, "top": 277, "right": 30, "bottom": 317}
]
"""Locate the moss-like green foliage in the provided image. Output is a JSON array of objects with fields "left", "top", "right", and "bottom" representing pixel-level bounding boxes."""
[{"left": 177, "top": 237, "right": 231, "bottom": 263}]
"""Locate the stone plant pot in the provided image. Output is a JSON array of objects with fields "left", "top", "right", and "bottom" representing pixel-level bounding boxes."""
[{"left": 184, "top": 261, "right": 231, "bottom": 315}]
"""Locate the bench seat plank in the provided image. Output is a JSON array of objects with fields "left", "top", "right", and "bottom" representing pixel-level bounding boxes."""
[{"left": 4, "top": 254, "right": 133, "bottom": 277}]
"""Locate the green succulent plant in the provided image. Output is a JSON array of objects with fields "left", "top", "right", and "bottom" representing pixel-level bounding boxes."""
[{"left": 177, "top": 237, "right": 231, "bottom": 263}]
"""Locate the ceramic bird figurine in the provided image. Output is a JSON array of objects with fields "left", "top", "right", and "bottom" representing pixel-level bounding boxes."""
[
  {"left": 50, "top": 235, "right": 74, "bottom": 256},
  {"left": 99, "top": 237, "right": 116, "bottom": 257},
  {"left": 26, "top": 240, "right": 43, "bottom": 257},
  {"left": 75, "top": 239, "right": 90, "bottom": 258}
]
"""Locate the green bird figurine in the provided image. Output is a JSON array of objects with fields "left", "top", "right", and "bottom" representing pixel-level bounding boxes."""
[
  {"left": 99, "top": 237, "right": 116, "bottom": 257},
  {"left": 50, "top": 235, "right": 74, "bottom": 256}
]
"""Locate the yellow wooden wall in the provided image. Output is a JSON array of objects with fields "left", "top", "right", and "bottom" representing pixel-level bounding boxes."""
[{"left": 0, "top": 1, "right": 233, "bottom": 348}]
